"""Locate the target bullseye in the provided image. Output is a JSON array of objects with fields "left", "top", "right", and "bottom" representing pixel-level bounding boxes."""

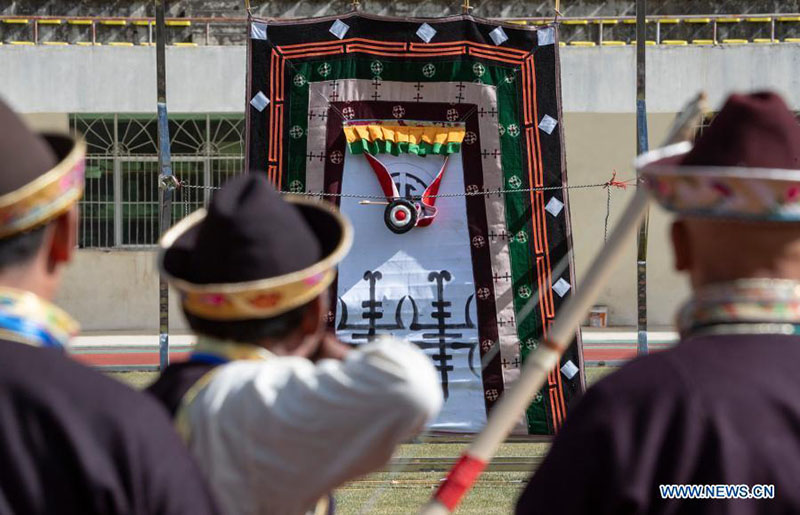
[{"left": 384, "top": 199, "right": 418, "bottom": 234}]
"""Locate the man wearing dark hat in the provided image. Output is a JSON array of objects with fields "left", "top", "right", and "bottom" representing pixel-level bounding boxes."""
[
  {"left": 147, "top": 174, "right": 442, "bottom": 515},
  {"left": 0, "top": 99, "right": 219, "bottom": 513},
  {"left": 517, "top": 92, "right": 800, "bottom": 514}
]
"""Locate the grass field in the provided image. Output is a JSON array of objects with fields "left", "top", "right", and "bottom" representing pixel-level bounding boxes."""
[{"left": 109, "top": 366, "right": 619, "bottom": 514}]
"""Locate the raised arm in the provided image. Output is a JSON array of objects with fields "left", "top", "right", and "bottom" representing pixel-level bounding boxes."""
[{"left": 186, "top": 337, "right": 442, "bottom": 515}]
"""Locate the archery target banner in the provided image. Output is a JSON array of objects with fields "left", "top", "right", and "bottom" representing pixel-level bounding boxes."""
[
  {"left": 338, "top": 151, "right": 487, "bottom": 431},
  {"left": 246, "top": 13, "right": 584, "bottom": 435}
]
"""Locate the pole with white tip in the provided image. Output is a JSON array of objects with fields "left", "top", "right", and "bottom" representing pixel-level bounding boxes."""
[{"left": 419, "top": 92, "right": 707, "bottom": 515}]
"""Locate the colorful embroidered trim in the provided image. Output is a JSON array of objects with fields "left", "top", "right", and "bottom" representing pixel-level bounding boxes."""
[
  {"left": 639, "top": 141, "right": 800, "bottom": 222},
  {"left": 0, "top": 287, "right": 79, "bottom": 348},
  {"left": 344, "top": 120, "right": 465, "bottom": 157},
  {"left": 0, "top": 137, "right": 86, "bottom": 238},
  {"left": 249, "top": 14, "right": 580, "bottom": 435},
  {"left": 677, "top": 278, "right": 800, "bottom": 337},
  {"left": 192, "top": 336, "right": 273, "bottom": 362}
]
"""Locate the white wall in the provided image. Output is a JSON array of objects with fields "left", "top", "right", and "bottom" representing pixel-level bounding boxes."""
[
  {"left": 1, "top": 46, "right": 247, "bottom": 113},
  {"left": 564, "top": 112, "right": 691, "bottom": 327},
  {"left": 54, "top": 250, "right": 189, "bottom": 332}
]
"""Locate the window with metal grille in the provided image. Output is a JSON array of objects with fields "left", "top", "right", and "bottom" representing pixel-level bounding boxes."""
[{"left": 70, "top": 113, "right": 245, "bottom": 248}]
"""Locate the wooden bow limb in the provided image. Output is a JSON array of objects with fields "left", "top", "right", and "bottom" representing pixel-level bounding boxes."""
[{"left": 418, "top": 91, "right": 707, "bottom": 515}]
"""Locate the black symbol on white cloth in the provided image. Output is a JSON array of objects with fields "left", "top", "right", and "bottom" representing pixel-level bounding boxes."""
[
  {"left": 337, "top": 271, "right": 406, "bottom": 340},
  {"left": 408, "top": 271, "right": 478, "bottom": 400}
]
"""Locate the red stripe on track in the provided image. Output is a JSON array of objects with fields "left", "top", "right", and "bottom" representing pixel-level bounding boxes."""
[{"left": 72, "top": 352, "right": 191, "bottom": 367}]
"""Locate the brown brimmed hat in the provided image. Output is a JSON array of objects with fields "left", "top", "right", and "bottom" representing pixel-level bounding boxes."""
[
  {"left": 0, "top": 98, "right": 86, "bottom": 238},
  {"left": 159, "top": 174, "right": 352, "bottom": 321},
  {"left": 638, "top": 92, "right": 800, "bottom": 221}
]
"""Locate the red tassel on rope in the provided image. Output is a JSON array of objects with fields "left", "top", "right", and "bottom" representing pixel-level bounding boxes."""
[{"left": 604, "top": 170, "right": 632, "bottom": 190}]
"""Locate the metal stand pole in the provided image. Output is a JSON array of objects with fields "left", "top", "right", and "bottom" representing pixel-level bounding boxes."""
[
  {"left": 635, "top": 0, "right": 650, "bottom": 357},
  {"left": 155, "top": 0, "right": 175, "bottom": 370}
]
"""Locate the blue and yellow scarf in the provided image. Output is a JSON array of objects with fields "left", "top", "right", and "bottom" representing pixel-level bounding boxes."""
[{"left": 0, "top": 287, "right": 78, "bottom": 349}]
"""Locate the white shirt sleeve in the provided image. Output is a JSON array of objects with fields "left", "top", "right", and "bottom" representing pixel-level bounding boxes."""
[{"left": 185, "top": 337, "right": 442, "bottom": 515}]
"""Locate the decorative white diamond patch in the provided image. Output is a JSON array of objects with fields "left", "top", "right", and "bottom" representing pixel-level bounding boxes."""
[
  {"left": 249, "top": 91, "right": 269, "bottom": 112},
  {"left": 538, "top": 27, "right": 555, "bottom": 46},
  {"left": 518, "top": 285, "right": 532, "bottom": 299},
  {"left": 422, "top": 63, "right": 436, "bottom": 78},
  {"left": 485, "top": 389, "right": 499, "bottom": 401},
  {"left": 473, "top": 62, "right": 486, "bottom": 77},
  {"left": 293, "top": 74, "right": 307, "bottom": 87},
  {"left": 539, "top": 114, "right": 558, "bottom": 135},
  {"left": 508, "top": 175, "right": 522, "bottom": 189},
  {"left": 472, "top": 235, "right": 486, "bottom": 248},
  {"left": 552, "top": 278, "right": 572, "bottom": 297},
  {"left": 506, "top": 124, "right": 520, "bottom": 137},
  {"left": 446, "top": 108, "right": 459, "bottom": 121},
  {"left": 329, "top": 19, "right": 350, "bottom": 40},
  {"left": 370, "top": 60, "right": 383, "bottom": 76},
  {"left": 417, "top": 23, "right": 437, "bottom": 43},
  {"left": 476, "top": 287, "right": 492, "bottom": 300},
  {"left": 545, "top": 197, "right": 564, "bottom": 217},
  {"left": 250, "top": 22, "right": 267, "bottom": 40},
  {"left": 516, "top": 230, "right": 528, "bottom": 243},
  {"left": 341, "top": 106, "right": 355, "bottom": 120},
  {"left": 289, "top": 125, "right": 304, "bottom": 139},
  {"left": 466, "top": 184, "right": 480, "bottom": 194},
  {"left": 329, "top": 150, "right": 343, "bottom": 164},
  {"left": 463, "top": 131, "right": 477, "bottom": 144},
  {"left": 561, "top": 360, "right": 579, "bottom": 380},
  {"left": 489, "top": 26, "right": 509, "bottom": 46},
  {"left": 392, "top": 105, "right": 406, "bottom": 119}
]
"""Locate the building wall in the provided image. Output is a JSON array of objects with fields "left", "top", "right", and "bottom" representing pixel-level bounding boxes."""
[
  {"left": 8, "top": 44, "right": 788, "bottom": 330},
  {"left": 564, "top": 112, "right": 690, "bottom": 328},
  {"left": 54, "top": 250, "right": 189, "bottom": 331},
  {"left": 5, "top": 45, "right": 800, "bottom": 114}
]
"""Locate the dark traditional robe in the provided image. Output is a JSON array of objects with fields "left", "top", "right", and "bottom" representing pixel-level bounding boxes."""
[
  {"left": 146, "top": 361, "right": 219, "bottom": 418},
  {"left": 517, "top": 334, "right": 800, "bottom": 514},
  {"left": 0, "top": 340, "right": 220, "bottom": 515}
]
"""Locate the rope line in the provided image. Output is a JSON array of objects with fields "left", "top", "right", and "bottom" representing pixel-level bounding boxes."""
[
  {"left": 179, "top": 176, "right": 633, "bottom": 200},
  {"left": 604, "top": 186, "right": 611, "bottom": 243}
]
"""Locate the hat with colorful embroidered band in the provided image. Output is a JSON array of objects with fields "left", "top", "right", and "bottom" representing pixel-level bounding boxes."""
[
  {"left": 637, "top": 91, "right": 800, "bottom": 221},
  {"left": 0, "top": 98, "right": 86, "bottom": 239},
  {"left": 158, "top": 173, "right": 353, "bottom": 321}
]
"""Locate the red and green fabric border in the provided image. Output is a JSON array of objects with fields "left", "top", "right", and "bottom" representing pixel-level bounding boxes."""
[{"left": 246, "top": 13, "right": 583, "bottom": 435}]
